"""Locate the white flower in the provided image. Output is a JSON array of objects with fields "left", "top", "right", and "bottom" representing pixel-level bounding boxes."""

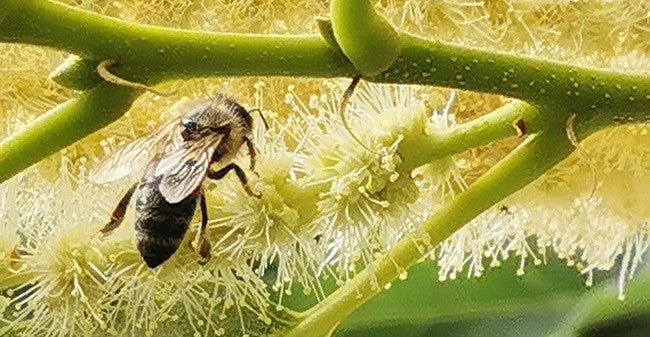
[
  {"left": 435, "top": 124, "right": 650, "bottom": 298},
  {"left": 206, "top": 106, "right": 325, "bottom": 299},
  {"left": 0, "top": 131, "right": 278, "bottom": 336},
  {"left": 285, "top": 81, "right": 464, "bottom": 280}
]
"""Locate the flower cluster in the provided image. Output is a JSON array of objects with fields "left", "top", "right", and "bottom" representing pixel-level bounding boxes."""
[
  {"left": 0, "top": 76, "right": 469, "bottom": 335},
  {"left": 435, "top": 124, "right": 650, "bottom": 299},
  {"left": 2, "top": 79, "right": 648, "bottom": 336},
  {"left": 0, "top": 0, "right": 648, "bottom": 336},
  {"left": 0, "top": 155, "right": 283, "bottom": 336},
  {"left": 283, "top": 82, "right": 463, "bottom": 280}
]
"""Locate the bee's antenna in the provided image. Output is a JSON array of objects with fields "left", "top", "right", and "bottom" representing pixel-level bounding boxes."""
[
  {"left": 96, "top": 60, "right": 176, "bottom": 97},
  {"left": 340, "top": 75, "right": 377, "bottom": 154},
  {"left": 248, "top": 108, "right": 269, "bottom": 131}
]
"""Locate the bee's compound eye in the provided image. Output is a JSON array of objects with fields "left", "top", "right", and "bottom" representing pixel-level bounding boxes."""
[{"left": 182, "top": 118, "right": 198, "bottom": 131}]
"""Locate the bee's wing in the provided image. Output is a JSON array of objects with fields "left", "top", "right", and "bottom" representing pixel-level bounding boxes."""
[
  {"left": 156, "top": 133, "right": 224, "bottom": 204},
  {"left": 90, "top": 119, "right": 182, "bottom": 184}
]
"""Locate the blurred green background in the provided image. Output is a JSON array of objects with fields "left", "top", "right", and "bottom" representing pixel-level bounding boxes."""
[{"left": 279, "top": 253, "right": 649, "bottom": 337}]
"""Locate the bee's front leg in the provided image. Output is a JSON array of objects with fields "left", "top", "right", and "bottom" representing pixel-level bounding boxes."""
[
  {"left": 193, "top": 191, "right": 212, "bottom": 264},
  {"left": 243, "top": 136, "right": 257, "bottom": 174},
  {"left": 100, "top": 183, "right": 137, "bottom": 235},
  {"left": 208, "top": 163, "right": 261, "bottom": 198}
]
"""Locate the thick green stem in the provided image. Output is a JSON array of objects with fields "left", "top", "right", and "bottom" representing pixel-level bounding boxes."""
[
  {"left": 0, "top": 1, "right": 645, "bottom": 183},
  {"left": 1, "top": 0, "right": 647, "bottom": 117},
  {"left": 0, "top": 8, "right": 8, "bottom": 25},
  {"left": 49, "top": 55, "right": 103, "bottom": 90},
  {"left": 0, "top": 84, "right": 138, "bottom": 182},
  {"left": 376, "top": 34, "right": 650, "bottom": 115},
  {"left": 280, "top": 127, "right": 574, "bottom": 337},
  {"left": 0, "top": 0, "right": 355, "bottom": 83}
]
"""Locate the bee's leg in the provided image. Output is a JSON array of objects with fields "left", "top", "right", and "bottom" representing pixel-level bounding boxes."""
[
  {"left": 193, "top": 191, "right": 212, "bottom": 264},
  {"left": 100, "top": 183, "right": 137, "bottom": 234},
  {"left": 208, "top": 163, "right": 261, "bottom": 198},
  {"left": 243, "top": 136, "right": 257, "bottom": 173}
]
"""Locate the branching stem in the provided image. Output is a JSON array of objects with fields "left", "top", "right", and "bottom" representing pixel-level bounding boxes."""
[
  {"left": 0, "top": 0, "right": 646, "bottom": 111},
  {"left": 281, "top": 127, "right": 574, "bottom": 337},
  {"left": 0, "top": 0, "right": 647, "bottom": 184},
  {"left": 0, "top": 84, "right": 138, "bottom": 182},
  {"left": 0, "top": 1, "right": 647, "bottom": 336}
]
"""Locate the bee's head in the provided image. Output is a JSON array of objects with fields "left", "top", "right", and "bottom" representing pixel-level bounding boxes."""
[{"left": 180, "top": 94, "right": 252, "bottom": 141}]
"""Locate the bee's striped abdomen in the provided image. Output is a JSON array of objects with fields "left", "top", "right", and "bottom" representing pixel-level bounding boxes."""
[{"left": 134, "top": 169, "right": 198, "bottom": 268}]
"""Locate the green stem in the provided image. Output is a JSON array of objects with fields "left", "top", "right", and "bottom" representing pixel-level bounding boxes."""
[
  {"left": 377, "top": 34, "right": 650, "bottom": 115},
  {"left": 49, "top": 56, "right": 103, "bottom": 90},
  {"left": 0, "top": 0, "right": 354, "bottom": 83},
  {"left": 0, "top": 84, "right": 138, "bottom": 182},
  {"left": 1, "top": 0, "right": 647, "bottom": 117},
  {"left": 279, "top": 126, "right": 574, "bottom": 337},
  {"left": 400, "top": 100, "right": 539, "bottom": 169},
  {"left": 0, "top": 1, "right": 645, "bottom": 184}
]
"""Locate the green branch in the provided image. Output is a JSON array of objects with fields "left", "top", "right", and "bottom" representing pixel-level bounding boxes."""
[
  {"left": 0, "top": 1, "right": 647, "bottom": 336},
  {"left": 0, "top": 0, "right": 355, "bottom": 83},
  {"left": 376, "top": 34, "right": 650, "bottom": 116},
  {"left": 49, "top": 56, "right": 104, "bottom": 90},
  {"left": 0, "top": 0, "right": 645, "bottom": 184},
  {"left": 1, "top": 0, "right": 647, "bottom": 115},
  {"left": 279, "top": 125, "right": 574, "bottom": 337},
  {"left": 0, "top": 83, "right": 138, "bottom": 182},
  {"left": 400, "top": 100, "right": 539, "bottom": 169}
]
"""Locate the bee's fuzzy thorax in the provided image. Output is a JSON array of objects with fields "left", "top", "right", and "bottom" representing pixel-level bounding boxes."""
[{"left": 208, "top": 93, "right": 253, "bottom": 132}]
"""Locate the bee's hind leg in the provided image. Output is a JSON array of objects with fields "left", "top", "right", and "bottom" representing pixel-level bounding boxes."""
[
  {"left": 208, "top": 163, "right": 261, "bottom": 198},
  {"left": 194, "top": 191, "right": 212, "bottom": 264},
  {"left": 100, "top": 183, "right": 137, "bottom": 235}
]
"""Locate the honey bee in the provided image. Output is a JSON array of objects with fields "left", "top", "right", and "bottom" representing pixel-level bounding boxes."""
[{"left": 91, "top": 94, "right": 260, "bottom": 268}]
